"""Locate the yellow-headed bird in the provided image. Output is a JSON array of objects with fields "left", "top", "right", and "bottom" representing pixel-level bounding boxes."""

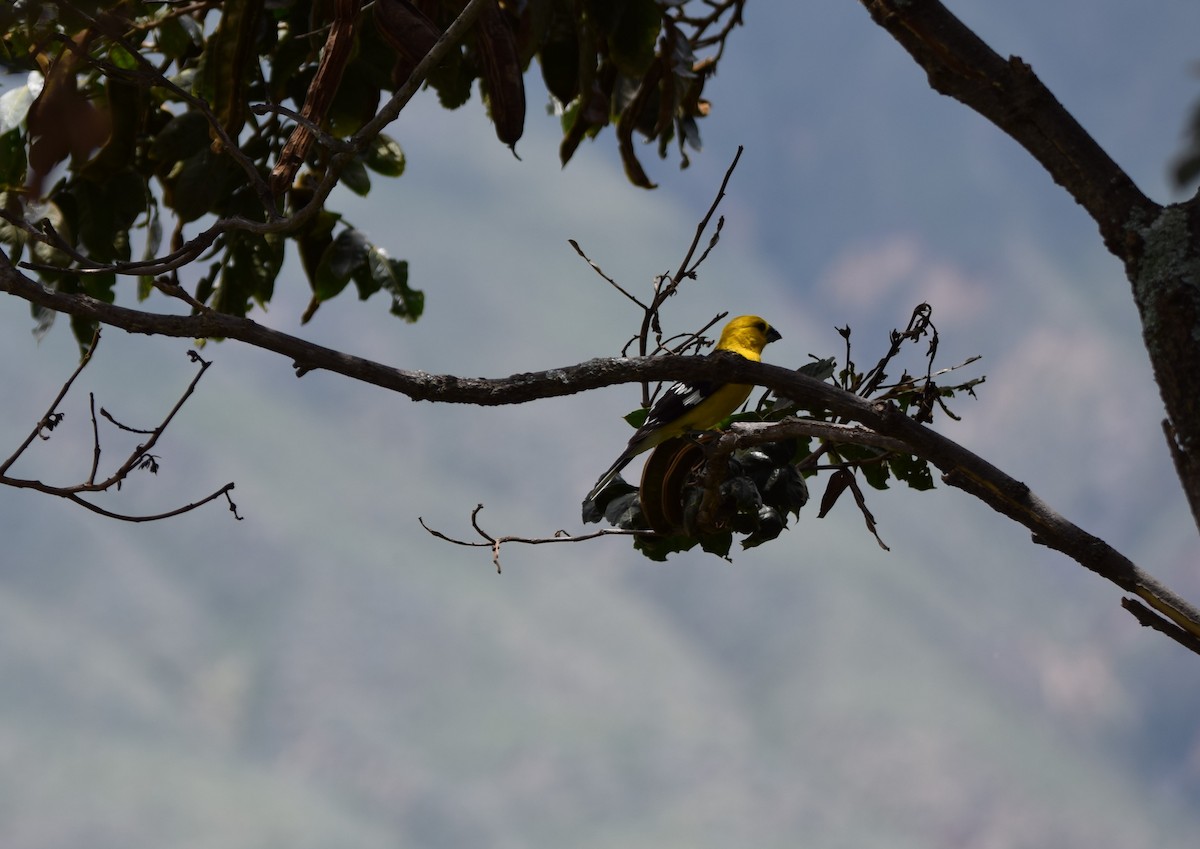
[{"left": 586, "top": 315, "right": 782, "bottom": 503}]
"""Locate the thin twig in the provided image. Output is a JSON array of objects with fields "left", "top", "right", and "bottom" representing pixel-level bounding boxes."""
[
  {"left": 65, "top": 482, "right": 238, "bottom": 523},
  {"left": 93, "top": 350, "right": 212, "bottom": 490},
  {"left": 88, "top": 392, "right": 101, "bottom": 485},
  {"left": 636, "top": 146, "right": 743, "bottom": 353},
  {"left": 1121, "top": 597, "right": 1200, "bottom": 656},
  {"left": 0, "top": 327, "right": 235, "bottom": 521},
  {"left": 99, "top": 407, "right": 156, "bottom": 435},
  {"left": 420, "top": 505, "right": 645, "bottom": 573},
  {"left": 568, "top": 239, "right": 648, "bottom": 309},
  {"left": 250, "top": 101, "right": 354, "bottom": 154},
  {"left": 663, "top": 145, "right": 743, "bottom": 300},
  {"left": 0, "top": 326, "right": 101, "bottom": 476}
]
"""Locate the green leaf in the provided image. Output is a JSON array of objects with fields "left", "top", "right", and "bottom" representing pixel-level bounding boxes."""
[
  {"left": 538, "top": 10, "right": 580, "bottom": 104},
  {"left": 26, "top": 200, "right": 72, "bottom": 269},
  {"left": 213, "top": 263, "right": 254, "bottom": 317},
  {"left": 314, "top": 228, "right": 370, "bottom": 301},
  {"left": 164, "top": 148, "right": 226, "bottom": 222},
  {"left": 603, "top": 490, "right": 644, "bottom": 529},
  {"left": 340, "top": 156, "right": 371, "bottom": 196},
  {"left": 238, "top": 231, "right": 284, "bottom": 304},
  {"left": 297, "top": 210, "right": 340, "bottom": 287},
  {"left": 697, "top": 529, "right": 732, "bottom": 559},
  {"left": 889, "top": 452, "right": 935, "bottom": 491},
  {"left": 63, "top": 170, "right": 144, "bottom": 261},
  {"left": 31, "top": 302, "right": 55, "bottom": 341},
  {"left": 328, "top": 64, "right": 380, "bottom": 137},
  {"left": 268, "top": 28, "right": 316, "bottom": 103},
  {"left": 858, "top": 456, "right": 890, "bottom": 490},
  {"left": 363, "top": 134, "right": 406, "bottom": 177},
  {"left": 836, "top": 443, "right": 891, "bottom": 490},
  {"left": 607, "top": 0, "right": 661, "bottom": 77},
  {"left": 148, "top": 110, "right": 211, "bottom": 172},
  {"left": 799, "top": 356, "right": 837, "bottom": 381},
  {"left": 0, "top": 129, "right": 27, "bottom": 189},
  {"left": 678, "top": 114, "right": 701, "bottom": 153},
  {"left": 70, "top": 313, "right": 99, "bottom": 352},
  {"left": 155, "top": 14, "right": 199, "bottom": 61},
  {"left": 193, "top": 262, "right": 220, "bottom": 307},
  {"left": 367, "top": 249, "right": 423, "bottom": 321},
  {"left": 763, "top": 464, "right": 809, "bottom": 517},
  {"left": 427, "top": 47, "right": 473, "bottom": 110},
  {"left": 583, "top": 0, "right": 622, "bottom": 34},
  {"left": 81, "top": 271, "right": 116, "bottom": 303},
  {"left": 108, "top": 43, "right": 138, "bottom": 71},
  {"left": 207, "top": 232, "right": 284, "bottom": 317},
  {"left": 741, "top": 505, "right": 786, "bottom": 550},
  {"left": 634, "top": 532, "right": 697, "bottom": 562}
]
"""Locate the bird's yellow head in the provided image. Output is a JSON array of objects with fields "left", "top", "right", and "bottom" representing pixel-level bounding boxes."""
[{"left": 716, "top": 315, "right": 782, "bottom": 361}]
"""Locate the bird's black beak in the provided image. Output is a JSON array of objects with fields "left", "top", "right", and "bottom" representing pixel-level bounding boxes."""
[{"left": 766, "top": 326, "right": 783, "bottom": 344}]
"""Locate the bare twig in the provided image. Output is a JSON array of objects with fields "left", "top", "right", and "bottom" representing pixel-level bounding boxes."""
[
  {"left": 85, "top": 349, "right": 213, "bottom": 491},
  {"left": 250, "top": 101, "right": 353, "bottom": 154},
  {"left": 98, "top": 407, "right": 155, "bottom": 435},
  {"left": 637, "top": 145, "right": 744, "bottom": 356},
  {"left": 568, "top": 239, "right": 648, "bottom": 309},
  {"left": 419, "top": 505, "right": 643, "bottom": 573},
  {"left": 1, "top": 327, "right": 235, "bottom": 521},
  {"left": 61, "top": 482, "right": 238, "bottom": 523},
  {"left": 87, "top": 392, "right": 101, "bottom": 484},
  {"left": 0, "top": 326, "right": 100, "bottom": 477}
]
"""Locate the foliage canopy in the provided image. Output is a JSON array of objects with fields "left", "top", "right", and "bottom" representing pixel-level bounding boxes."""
[{"left": 0, "top": 0, "right": 742, "bottom": 346}]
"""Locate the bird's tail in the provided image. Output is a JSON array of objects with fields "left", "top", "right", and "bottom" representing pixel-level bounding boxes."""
[{"left": 584, "top": 453, "right": 634, "bottom": 508}]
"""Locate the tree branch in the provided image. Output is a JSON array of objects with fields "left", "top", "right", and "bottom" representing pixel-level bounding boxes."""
[
  {"left": 856, "top": 0, "right": 1200, "bottom": 539},
  {"left": 1, "top": 314, "right": 238, "bottom": 521},
  {"left": 4, "top": 249, "right": 1194, "bottom": 646},
  {"left": 419, "top": 504, "right": 644, "bottom": 574},
  {"left": 855, "top": 0, "right": 1160, "bottom": 258},
  {"left": 0, "top": 325, "right": 98, "bottom": 476},
  {"left": 9, "top": 0, "right": 493, "bottom": 283}
]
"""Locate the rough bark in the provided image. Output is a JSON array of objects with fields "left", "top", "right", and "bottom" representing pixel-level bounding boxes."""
[{"left": 856, "top": 0, "right": 1200, "bottom": 530}]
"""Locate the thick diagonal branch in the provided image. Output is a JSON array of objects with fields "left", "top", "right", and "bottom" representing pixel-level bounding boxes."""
[
  {"left": 856, "top": 0, "right": 1159, "bottom": 257},
  {"left": 856, "top": 0, "right": 1200, "bottom": 537}
]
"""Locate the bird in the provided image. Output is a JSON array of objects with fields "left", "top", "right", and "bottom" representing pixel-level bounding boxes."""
[{"left": 585, "top": 314, "right": 782, "bottom": 505}]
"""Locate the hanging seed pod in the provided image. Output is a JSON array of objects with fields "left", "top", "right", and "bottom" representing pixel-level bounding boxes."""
[
  {"left": 475, "top": 0, "right": 526, "bottom": 153},
  {"left": 639, "top": 438, "right": 705, "bottom": 535}
]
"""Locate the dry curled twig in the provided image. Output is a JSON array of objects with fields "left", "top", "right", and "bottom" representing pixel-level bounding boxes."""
[{"left": 419, "top": 504, "right": 644, "bottom": 574}]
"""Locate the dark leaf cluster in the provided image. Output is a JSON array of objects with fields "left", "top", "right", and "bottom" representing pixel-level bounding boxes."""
[
  {"left": 0, "top": 0, "right": 744, "bottom": 348},
  {"left": 583, "top": 304, "right": 984, "bottom": 560},
  {"left": 583, "top": 437, "right": 809, "bottom": 562}
]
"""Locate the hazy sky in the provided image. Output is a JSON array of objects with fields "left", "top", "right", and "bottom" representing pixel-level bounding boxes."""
[{"left": 2, "top": 3, "right": 1200, "bottom": 847}]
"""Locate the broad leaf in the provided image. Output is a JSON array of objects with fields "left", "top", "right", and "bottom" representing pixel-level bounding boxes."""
[{"left": 314, "top": 228, "right": 371, "bottom": 301}]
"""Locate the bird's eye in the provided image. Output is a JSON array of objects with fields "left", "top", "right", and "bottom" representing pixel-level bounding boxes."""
[{"left": 754, "top": 320, "right": 766, "bottom": 332}]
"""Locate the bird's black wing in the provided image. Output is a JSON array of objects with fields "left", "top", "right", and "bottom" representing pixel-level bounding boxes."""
[{"left": 635, "top": 378, "right": 719, "bottom": 437}]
